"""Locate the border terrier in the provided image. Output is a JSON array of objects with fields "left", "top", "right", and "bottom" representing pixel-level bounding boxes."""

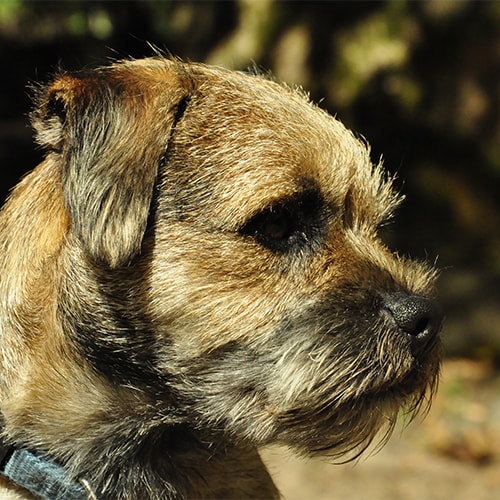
[{"left": 0, "top": 57, "right": 442, "bottom": 499}]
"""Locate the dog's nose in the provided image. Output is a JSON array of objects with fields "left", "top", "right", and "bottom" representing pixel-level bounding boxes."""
[{"left": 383, "top": 293, "right": 443, "bottom": 350}]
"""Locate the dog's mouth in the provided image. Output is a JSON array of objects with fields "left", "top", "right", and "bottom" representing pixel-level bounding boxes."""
[
  {"left": 183, "top": 329, "right": 440, "bottom": 461},
  {"left": 289, "top": 332, "right": 440, "bottom": 458},
  {"left": 372, "top": 330, "right": 441, "bottom": 395},
  {"left": 180, "top": 298, "right": 441, "bottom": 461},
  {"left": 269, "top": 313, "right": 441, "bottom": 458},
  {"left": 273, "top": 355, "right": 440, "bottom": 460}
]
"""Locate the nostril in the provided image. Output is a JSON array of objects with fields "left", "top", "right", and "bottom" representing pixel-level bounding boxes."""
[
  {"left": 383, "top": 292, "right": 443, "bottom": 344},
  {"left": 414, "top": 317, "right": 431, "bottom": 337}
]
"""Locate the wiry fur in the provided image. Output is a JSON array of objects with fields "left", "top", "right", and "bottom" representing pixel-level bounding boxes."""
[{"left": 0, "top": 57, "right": 441, "bottom": 498}]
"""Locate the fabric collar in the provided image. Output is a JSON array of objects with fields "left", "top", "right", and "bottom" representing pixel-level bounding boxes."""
[{"left": 0, "top": 440, "right": 90, "bottom": 499}]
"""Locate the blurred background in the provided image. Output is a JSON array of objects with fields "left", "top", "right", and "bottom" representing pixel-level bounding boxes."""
[{"left": 0, "top": 1, "right": 498, "bottom": 498}]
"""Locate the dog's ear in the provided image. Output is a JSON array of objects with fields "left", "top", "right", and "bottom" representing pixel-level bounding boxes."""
[{"left": 32, "top": 61, "right": 193, "bottom": 268}]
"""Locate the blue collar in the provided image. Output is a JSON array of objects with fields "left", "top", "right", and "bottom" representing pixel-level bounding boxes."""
[{"left": 0, "top": 441, "right": 90, "bottom": 499}]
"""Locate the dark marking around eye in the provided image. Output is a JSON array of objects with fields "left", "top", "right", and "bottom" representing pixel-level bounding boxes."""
[{"left": 239, "top": 190, "right": 324, "bottom": 253}]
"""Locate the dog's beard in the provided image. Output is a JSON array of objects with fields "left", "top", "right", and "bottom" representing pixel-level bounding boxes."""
[{"left": 180, "top": 312, "right": 440, "bottom": 461}]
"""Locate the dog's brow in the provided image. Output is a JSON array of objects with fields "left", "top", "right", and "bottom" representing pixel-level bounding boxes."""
[{"left": 216, "top": 178, "right": 322, "bottom": 231}]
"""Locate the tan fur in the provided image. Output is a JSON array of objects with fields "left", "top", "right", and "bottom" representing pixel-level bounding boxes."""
[{"left": 0, "top": 58, "right": 441, "bottom": 499}]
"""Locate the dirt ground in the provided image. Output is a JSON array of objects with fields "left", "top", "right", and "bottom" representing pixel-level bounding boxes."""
[{"left": 261, "top": 359, "right": 500, "bottom": 500}]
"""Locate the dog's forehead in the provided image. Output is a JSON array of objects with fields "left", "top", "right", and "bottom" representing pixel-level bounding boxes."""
[{"left": 165, "top": 64, "right": 377, "bottom": 228}]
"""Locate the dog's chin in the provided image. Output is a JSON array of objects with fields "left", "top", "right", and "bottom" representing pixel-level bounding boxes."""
[
  {"left": 272, "top": 374, "right": 438, "bottom": 462},
  {"left": 185, "top": 340, "right": 439, "bottom": 463},
  {"left": 179, "top": 310, "right": 440, "bottom": 461},
  {"left": 278, "top": 400, "right": 398, "bottom": 460}
]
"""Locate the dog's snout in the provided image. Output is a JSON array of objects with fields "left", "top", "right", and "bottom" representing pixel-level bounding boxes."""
[{"left": 383, "top": 293, "right": 443, "bottom": 348}]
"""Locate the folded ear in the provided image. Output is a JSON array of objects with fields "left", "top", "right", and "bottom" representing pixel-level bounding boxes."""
[{"left": 32, "top": 60, "right": 193, "bottom": 268}]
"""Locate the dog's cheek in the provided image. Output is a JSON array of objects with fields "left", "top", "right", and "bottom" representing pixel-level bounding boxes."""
[
  {"left": 175, "top": 328, "right": 382, "bottom": 452},
  {"left": 145, "top": 229, "right": 302, "bottom": 349},
  {"left": 179, "top": 288, "right": 437, "bottom": 453},
  {"left": 170, "top": 344, "right": 278, "bottom": 443}
]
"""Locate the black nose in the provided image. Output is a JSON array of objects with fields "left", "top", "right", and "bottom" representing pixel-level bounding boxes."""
[{"left": 383, "top": 293, "right": 443, "bottom": 349}]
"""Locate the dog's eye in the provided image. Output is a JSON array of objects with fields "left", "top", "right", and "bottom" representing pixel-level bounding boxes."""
[
  {"left": 252, "top": 206, "right": 294, "bottom": 240},
  {"left": 240, "top": 206, "right": 300, "bottom": 251},
  {"left": 240, "top": 192, "right": 323, "bottom": 253}
]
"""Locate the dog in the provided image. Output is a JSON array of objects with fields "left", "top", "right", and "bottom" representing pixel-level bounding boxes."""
[{"left": 0, "top": 57, "right": 442, "bottom": 499}]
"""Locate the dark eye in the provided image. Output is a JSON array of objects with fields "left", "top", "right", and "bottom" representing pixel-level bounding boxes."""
[
  {"left": 244, "top": 205, "right": 296, "bottom": 246},
  {"left": 239, "top": 191, "right": 323, "bottom": 253}
]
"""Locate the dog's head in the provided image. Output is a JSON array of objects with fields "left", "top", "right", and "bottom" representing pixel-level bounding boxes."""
[{"left": 33, "top": 57, "right": 442, "bottom": 460}]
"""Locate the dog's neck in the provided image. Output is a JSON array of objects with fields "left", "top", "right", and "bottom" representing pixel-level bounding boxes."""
[
  {"left": 1, "top": 340, "right": 278, "bottom": 498},
  {"left": 1, "top": 412, "right": 276, "bottom": 498},
  {"left": 0, "top": 438, "right": 91, "bottom": 499}
]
